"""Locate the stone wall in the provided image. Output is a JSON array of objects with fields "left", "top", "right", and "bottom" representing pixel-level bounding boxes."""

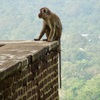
[{"left": 0, "top": 41, "right": 59, "bottom": 100}]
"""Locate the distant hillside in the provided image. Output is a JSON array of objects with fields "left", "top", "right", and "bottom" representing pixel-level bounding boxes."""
[{"left": 0, "top": 0, "right": 100, "bottom": 40}]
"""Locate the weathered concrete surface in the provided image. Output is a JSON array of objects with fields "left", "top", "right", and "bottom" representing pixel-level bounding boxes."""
[{"left": 0, "top": 40, "right": 59, "bottom": 80}]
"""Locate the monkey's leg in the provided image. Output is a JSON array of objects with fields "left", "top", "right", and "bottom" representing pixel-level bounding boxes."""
[{"left": 48, "top": 26, "right": 56, "bottom": 41}]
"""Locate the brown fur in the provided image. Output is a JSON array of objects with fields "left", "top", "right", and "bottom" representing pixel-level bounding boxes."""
[{"left": 34, "top": 7, "right": 62, "bottom": 42}]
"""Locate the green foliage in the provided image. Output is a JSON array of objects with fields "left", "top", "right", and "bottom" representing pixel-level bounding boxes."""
[
  {"left": 61, "top": 33, "right": 100, "bottom": 99},
  {"left": 76, "top": 74, "right": 100, "bottom": 100}
]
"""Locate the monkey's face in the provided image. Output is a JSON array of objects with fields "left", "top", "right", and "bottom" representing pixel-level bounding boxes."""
[{"left": 38, "top": 8, "right": 50, "bottom": 19}]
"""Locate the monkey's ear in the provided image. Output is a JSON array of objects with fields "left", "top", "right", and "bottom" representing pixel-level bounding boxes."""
[{"left": 46, "top": 10, "right": 50, "bottom": 15}]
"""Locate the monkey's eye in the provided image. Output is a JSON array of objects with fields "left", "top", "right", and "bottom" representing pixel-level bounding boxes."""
[{"left": 43, "top": 9, "right": 46, "bottom": 13}]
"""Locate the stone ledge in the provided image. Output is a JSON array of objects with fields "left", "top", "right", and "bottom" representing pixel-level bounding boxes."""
[{"left": 0, "top": 40, "right": 59, "bottom": 80}]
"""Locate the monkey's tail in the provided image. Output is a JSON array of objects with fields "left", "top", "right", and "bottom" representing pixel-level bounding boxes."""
[{"left": 59, "top": 40, "right": 61, "bottom": 89}]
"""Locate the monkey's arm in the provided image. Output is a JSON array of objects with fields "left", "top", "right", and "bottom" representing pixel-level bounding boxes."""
[{"left": 34, "top": 22, "right": 46, "bottom": 41}]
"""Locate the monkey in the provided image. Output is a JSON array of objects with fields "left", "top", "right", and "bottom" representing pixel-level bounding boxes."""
[
  {"left": 34, "top": 7, "right": 62, "bottom": 41},
  {"left": 34, "top": 7, "right": 62, "bottom": 88}
]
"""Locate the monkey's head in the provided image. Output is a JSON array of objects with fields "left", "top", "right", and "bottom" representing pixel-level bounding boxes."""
[{"left": 38, "top": 7, "right": 51, "bottom": 19}]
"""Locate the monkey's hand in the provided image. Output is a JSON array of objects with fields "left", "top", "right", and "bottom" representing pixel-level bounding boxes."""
[
  {"left": 43, "top": 39, "right": 48, "bottom": 41},
  {"left": 34, "top": 38, "right": 40, "bottom": 41}
]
